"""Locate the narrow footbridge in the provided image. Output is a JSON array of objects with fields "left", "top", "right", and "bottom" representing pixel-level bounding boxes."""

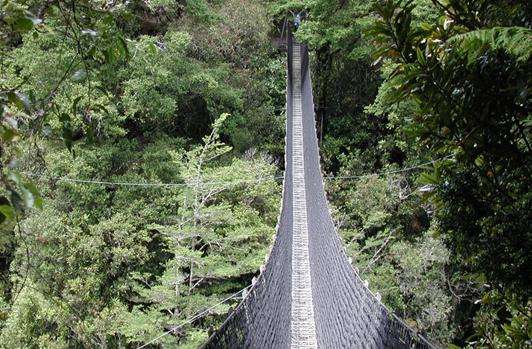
[{"left": 202, "top": 35, "right": 436, "bottom": 349}]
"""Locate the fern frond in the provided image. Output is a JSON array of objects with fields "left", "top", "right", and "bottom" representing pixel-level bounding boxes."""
[{"left": 448, "top": 26, "right": 532, "bottom": 63}]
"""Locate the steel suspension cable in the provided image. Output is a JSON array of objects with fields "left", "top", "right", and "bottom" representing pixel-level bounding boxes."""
[
  {"left": 24, "top": 155, "right": 452, "bottom": 188},
  {"left": 136, "top": 285, "right": 251, "bottom": 349}
]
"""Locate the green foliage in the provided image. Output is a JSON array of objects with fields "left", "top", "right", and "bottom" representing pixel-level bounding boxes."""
[
  {"left": 471, "top": 293, "right": 532, "bottom": 348},
  {"left": 296, "top": 0, "right": 530, "bottom": 345},
  {"left": 0, "top": 0, "right": 285, "bottom": 347},
  {"left": 1, "top": 1, "right": 131, "bottom": 229},
  {"left": 449, "top": 26, "right": 532, "bottom": 63},
  {"left": 128, "top": 114, "right": 280, "bottom": 346},
  {"left": 293, "top": 0, "right": 384, "bottom": 172},
  {"left": 186, "top": 0, "right": 216, "bottom": 23},
  {"left": 368, "top": 0, "right": 531, "bottom": 345},
  {"left": 1, "top": 115, "right": 279, "bottom": 347},
  {"left": 120, "top": 30, "right": 241, "bottom": 136},
  {"left": 328, "top": 173, "right": 454, "bottom": 343},
  {"left": 295, "top": 0, "right": 373, "bottom": 56},
  {"left": 180, "top": 0, "right": 286, "bottom": 153},
  {"left": 292, "top": 0, "right": 457, "bottom": 343},
  {"left": 1, "top": 0, "right": 530, "bottom": 347}
]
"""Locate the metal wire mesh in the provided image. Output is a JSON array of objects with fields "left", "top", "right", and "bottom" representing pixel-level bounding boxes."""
[{"left": 201, "top": 32, "right": 437, "bottom": 349}]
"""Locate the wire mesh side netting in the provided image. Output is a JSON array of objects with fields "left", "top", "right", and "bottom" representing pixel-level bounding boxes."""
[{"left": 202, "top": 32, "right": 437, "bottom": 349}]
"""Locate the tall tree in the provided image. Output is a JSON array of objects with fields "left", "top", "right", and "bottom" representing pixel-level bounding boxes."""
[{"left": 369, "top": 0, "right": 531, "bottom": 345}]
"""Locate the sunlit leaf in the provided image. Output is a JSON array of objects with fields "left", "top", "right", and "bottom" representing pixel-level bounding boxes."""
[
  {"left": 72, "top": 69, "right": 87, "bottom": 82},
  {"left": 13, "top": 17, "right": 34, "bottom": 31},
  {"left": 0, "top": 125, "right": 17, "bottom": 142},
  {"left": 0, "top": 197, "right": 14, "bottom": 223},
  {"left": 7, "top": 91, "right": 31, "bottom": 111},
  {"left": 81, "top": 29, "right": 98, "bottom": 37},
  {"left": 23, "top": 182, "right": 43, "bottom": 209}
]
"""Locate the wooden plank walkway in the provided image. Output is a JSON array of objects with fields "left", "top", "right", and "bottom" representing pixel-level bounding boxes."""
[{"left": 290, "top": 42, "right": 318, "bottom": 349}]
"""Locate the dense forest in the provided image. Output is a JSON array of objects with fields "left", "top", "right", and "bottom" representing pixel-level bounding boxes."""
[{"left": 0, "top": 0, "right": 530, "bottom": 348}]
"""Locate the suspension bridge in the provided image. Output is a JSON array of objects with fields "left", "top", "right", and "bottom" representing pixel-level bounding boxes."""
[{"left": 200, "top": 34, "right": 437, "bottom": 348}]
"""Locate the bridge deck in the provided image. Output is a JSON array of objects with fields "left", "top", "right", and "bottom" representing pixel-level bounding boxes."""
[
  {"left": 201, "top": 32, "right": 437, "bottom": 349},
  {"left": 290, "top": 42, "right": 318, "bottom": 349}
]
